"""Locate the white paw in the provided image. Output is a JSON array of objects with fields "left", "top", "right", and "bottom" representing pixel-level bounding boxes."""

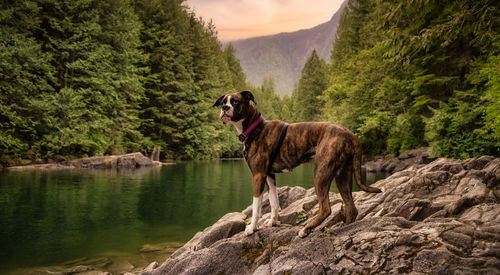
[
  {"left": 244, "top": 225, "right": 256, "bottom": 236},
  {"left": 263, "top": 217, "right": 280, "bottom": 227},
  {"left": 298, "top": 228, "right": 309, "bottom": 238}
]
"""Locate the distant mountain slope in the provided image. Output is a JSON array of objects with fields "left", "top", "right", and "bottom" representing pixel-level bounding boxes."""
[{"left": 230, "top": 1, "right": 347, "bottom": 96}]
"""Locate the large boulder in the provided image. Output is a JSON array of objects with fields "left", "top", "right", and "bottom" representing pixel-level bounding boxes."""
[
  {"left": 365, "top": 147, "right": 436, "bottom": 173},
  {"left": 170, "top": 212, "right": 247, "bottom": 260},
  {"left": 68, "top": 152, "right": 157, "bottom": 169},
  {"left": 143, "top": 156, "right": 500, "bottom": 274}
]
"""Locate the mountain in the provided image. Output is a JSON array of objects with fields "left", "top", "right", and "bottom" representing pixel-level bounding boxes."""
[{"left": 229, "top": 1, "right": 347, "bottom": 96}]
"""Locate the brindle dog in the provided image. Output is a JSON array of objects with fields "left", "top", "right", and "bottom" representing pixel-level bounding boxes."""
[{"left": 214, "top": 91, "right": 381, "bottom": 237}]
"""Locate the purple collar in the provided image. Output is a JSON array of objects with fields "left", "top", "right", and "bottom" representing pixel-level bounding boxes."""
[{"left": 238, "top": 115, "right": 265, "bottom": 142}]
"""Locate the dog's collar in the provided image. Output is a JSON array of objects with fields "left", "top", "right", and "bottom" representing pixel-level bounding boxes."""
[{"left": 239, "top": 115, "right": 265, "bottom": 142}]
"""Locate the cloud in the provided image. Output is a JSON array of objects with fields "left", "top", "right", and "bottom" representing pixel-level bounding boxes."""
[{"left": 185, "top": 0, "right": 345, "bottom": 41}]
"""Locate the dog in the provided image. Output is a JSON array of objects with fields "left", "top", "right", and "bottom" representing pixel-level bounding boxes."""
[{"left": 213, "top": 91, "right": 381, "bottom": 237}]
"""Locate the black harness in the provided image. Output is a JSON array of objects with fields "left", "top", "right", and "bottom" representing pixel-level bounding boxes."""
[
  {"left": 243, "top": 121, "right": 289, "bottom": 175},
  {"left": 267, "top": 123, "right": 288, "bottom": 174}
]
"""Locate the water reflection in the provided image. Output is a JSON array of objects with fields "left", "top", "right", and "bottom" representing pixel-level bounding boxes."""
[{"left": 0, "top": 160, "right": 386, "bottom": 273}]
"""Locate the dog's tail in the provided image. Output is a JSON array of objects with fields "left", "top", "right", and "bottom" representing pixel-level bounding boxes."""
[{"left": 353, "top": 140, "right": 381, "bottom": 193}]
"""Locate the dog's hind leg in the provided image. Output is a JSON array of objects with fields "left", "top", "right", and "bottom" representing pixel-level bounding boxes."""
[
  {"left": 245, "top": 173, "right": 266, "bottom": 236},
  {"left": 298, "top": 161, "right": 336, "bottom": 238},
  {"left": 264, "top": 174, "right": 281, "bottom": 227},
  {"left": 335, "top": 163, "right": 358, "bottom": 224}
]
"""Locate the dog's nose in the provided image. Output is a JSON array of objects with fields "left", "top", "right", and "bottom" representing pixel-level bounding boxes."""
[{"left": 222, "top": 105, "right": 230, "bottom": 111}]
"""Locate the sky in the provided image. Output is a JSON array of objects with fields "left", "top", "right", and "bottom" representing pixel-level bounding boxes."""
[{"left": 184, "top": 0, "right": 345, "bottom": 42}]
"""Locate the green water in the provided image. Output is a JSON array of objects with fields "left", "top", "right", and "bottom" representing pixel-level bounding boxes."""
[{"left": 0, "top": 160, "right": 386, "bottom": 273}]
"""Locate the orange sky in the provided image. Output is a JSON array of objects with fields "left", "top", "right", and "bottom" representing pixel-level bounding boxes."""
[{"left": 185, "top": 0, "right": 345, "bottom": 42}]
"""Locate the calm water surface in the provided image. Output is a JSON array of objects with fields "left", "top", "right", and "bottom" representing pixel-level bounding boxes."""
[{"left": 0, "top": 160, "right": 386, "bottom": 273}]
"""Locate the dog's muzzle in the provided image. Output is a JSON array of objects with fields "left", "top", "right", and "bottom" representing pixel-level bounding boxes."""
[{"left": 220, "top": 110, "right": 232, "bottom": 123}]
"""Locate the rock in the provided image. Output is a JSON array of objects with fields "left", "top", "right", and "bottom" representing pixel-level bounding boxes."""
[
  {"left": 139, "top": 242, "right": 184, "bottom": 254},
  {"left": 242, "top": 186, "right": 309, "bottom": 219},
  {"left": 107, "top": 259, "right": 134, "bottom": 274},
  {"left": 70, "top": 153, "right": 156, "bottom": 169},
  {"left": 170, "top": 212, "right": 247, "bottom": 259},
  {"left": 10, "top": 241, "right": 180, "bottom": 275},
  {"left": 61, "top": 257, "right": 111, "bottom": 269},
  {"left": 364, "top": 160, "right": 382, "bottom": 172},
  {"left": 464, "top": 155, "right": 495, "bottom": 170},
  {"left": 10, "top": 263, "right": 111, "bottom": 275},
  {"left": 7, "top": 152, "right": 160, "bottom": 170},
  {"left": 364, "top": 147, "right": 436, "bottom": 173},
  {"left": 54, "top": 154, "right": 66, "bottom": 163},
  {"left": 144, "top": 156, "right": 500, "bottom": 275},
  {"left": 144, "top": 262, "right": 159, "bottom": 272}
]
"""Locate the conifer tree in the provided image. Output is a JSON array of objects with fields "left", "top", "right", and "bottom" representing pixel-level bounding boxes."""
[
  {"left": 0, "top": 0, "right": 54, "bottom": 163},
  {"left": 36, "top": 0, "right": 145, "bottom": 157},
  {"left": 322, "top": 0, "right": 499, "bottom": 157},
  {"left": 293, "top": 50, "right": 328, "bottom": 122},
  {"left": 0, "top": 0, "right": 250, "bottom": 163},
  {"left": 223, "top": 43, "right": 247, "bottom": 91},
  {"left": 135, "top": 0, "right": 240, "bottom": 159}
]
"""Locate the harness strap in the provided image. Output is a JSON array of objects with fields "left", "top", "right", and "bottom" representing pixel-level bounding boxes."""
[{"left": 267, "top": 123, "right": 288, "bottom": 174}]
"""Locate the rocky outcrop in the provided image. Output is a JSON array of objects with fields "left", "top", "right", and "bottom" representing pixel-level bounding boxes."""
[
  {"left": 7, "top": 152, "right": 161, "bottom": 170},
  {"left": 364, "top": 147, "right": 436, "bottom": 173},
  {"left": 143, "top": 156, "right": 500, "bottom": 274},
  {"left": 69, "top": 152, "right": 158, "bottom": 169}
]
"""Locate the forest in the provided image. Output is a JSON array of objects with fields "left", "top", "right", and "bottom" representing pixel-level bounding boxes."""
[
  {"left": 0, "top": 0, "right": 245, "bottom": 164},
  {"left": 0, "top": 0, "right": 498, "bottom": 166},
  {"left": 285, "top": 0, "right": 499, "bottom": 158}
]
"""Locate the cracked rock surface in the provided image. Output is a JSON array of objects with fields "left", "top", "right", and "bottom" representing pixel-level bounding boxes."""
[{"left": 143, "top": 157, "right": 500, "bottom": 274}]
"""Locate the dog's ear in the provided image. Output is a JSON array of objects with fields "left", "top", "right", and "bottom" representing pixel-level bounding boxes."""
[
  {"left": 213, "top": 95, "right": 225, "bottom": 107},
  {"left": 240, "top": 91, "right": 256, "bottom": 105}
]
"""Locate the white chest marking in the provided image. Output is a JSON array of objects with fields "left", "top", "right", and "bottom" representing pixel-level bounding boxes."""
[{"left": 230, "top": 119, "right": 244, "bottom": 135}]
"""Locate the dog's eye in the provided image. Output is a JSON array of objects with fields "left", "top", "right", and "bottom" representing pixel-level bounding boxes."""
[{"left": 231, "top": 99, "right": 239, "bottom": 105}]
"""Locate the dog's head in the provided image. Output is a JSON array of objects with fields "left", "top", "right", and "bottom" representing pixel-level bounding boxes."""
[{"left": 213, "top": 91, "right": 256, "bottom": 123}]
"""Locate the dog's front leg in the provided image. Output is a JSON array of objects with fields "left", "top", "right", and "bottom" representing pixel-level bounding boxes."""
[
  {"left": 245, "top": 173, "right": 266, "bottom": 236},
  {"left": 264, "top": 174, "right": 281, "bottom": 227}
]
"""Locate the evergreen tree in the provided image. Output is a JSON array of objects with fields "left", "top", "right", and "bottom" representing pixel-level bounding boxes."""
[
  {"left": 3, "top": 0, "right": 494, "bottom": 164},
  {"left": 36, "top": 0, "right": 145, "bottom": 157},
  {"left": 0, "top": 0, "right": 54, "bottom": 163},
  {"left": 0, "top": 0, "right": 146, "bottom": 164},
  {"left": 135, "top": 0, "right": 240, "bottom": 159},
  {"left": 293, "top": 50, "right": 328, "bottom": 122},
  {"left": 248, "top": 76, "right": 282, "bottom": 120},
  {"left": 322, "top": 0, "right": 499, "bottom": 157},
  {"left": 223, "top": 43, "right": 247, "bottom": 91},
  {"left": 0, "top": 0, "right": 248, "bottom": 164}
]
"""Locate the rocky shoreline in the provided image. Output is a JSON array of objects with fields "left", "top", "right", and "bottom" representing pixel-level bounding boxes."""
[
  {"left": 5, "top": 153, "right": 499, "bottom": 274},
  {"left": 363, "top": 147, "right": 436, "bottom": 173},
  {"left": 2, "top": 147, "right": 429, "bottom": 171},
  {"left": 141, "top": 156, "right": 499, "bottom": 274},
  {"left": 5, "top": 152, "right": 167, "bottom": 170}
]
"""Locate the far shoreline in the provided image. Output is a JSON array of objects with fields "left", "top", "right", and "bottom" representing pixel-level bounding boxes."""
[{"left": 1, "top": 147, "right": 436, "bottom": 173}]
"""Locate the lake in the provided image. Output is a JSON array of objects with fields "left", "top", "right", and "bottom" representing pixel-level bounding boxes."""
[{"left": 0, "top": 160, "right": 387, "bottom": 273}]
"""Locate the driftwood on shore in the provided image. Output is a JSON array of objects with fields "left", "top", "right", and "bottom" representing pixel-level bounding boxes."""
[
  {"left": 7, "top": 152, "right": 164, "bottom": 170},
  {"left": 150, "top": 146, "right": 161, "bottom": 162}
]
